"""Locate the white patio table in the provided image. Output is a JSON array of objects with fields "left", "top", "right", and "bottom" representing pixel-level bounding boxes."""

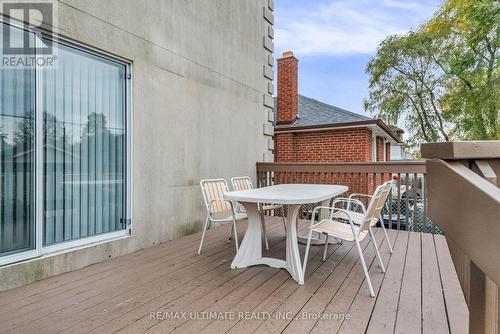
[{"left": 224, "top": 183, "right": 348, "bottom": 284}]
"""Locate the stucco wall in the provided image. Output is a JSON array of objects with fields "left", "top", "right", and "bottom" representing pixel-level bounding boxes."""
[{"left": 0, "top": 0, "right": 275, "bottom": 290}]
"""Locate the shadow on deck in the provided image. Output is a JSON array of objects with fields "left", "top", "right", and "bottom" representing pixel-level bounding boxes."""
[{"left": 0, "top": 217, "right": 468, "bottom": 334}]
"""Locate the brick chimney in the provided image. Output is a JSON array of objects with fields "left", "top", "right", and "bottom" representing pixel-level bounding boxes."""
[{"left": 276, "top": 51, "right": 298, "bottom": 125}]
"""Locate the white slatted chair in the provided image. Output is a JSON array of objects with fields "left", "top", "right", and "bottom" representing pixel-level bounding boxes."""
[
  {"left": 231, "top": 176, "right": 286, "bottom": 251},
  {"left": 337, "top": 180, "right": 395, "bottom": 253},
  {"left": 198, "top": 179, "right": 246, "bottom": 254},
  {"left": 303, "top": 183, "right": 391, "bottom": 297}
]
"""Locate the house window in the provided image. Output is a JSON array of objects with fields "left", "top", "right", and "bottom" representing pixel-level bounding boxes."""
[{"left": 0, "top": 22, "right": 131, "bottom": 264}]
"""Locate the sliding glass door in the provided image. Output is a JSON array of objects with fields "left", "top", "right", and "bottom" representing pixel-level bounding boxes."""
[
  {"left": 0, "top": 22, "right": 130, "bottom": 264},
  {"left": 0, "top": 24, "right": 36, "bottom": 257},
  {"left": 43, "top": 42, "right": 127, "bottom": 246}
]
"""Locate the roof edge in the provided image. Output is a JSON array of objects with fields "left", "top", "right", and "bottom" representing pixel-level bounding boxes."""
[{"left": 275, "top": 119, "right": 403, "bottom": 143}]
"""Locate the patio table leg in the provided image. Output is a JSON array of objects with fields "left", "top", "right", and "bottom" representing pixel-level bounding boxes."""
[
  {"left": 230, "top": 202, "right": 305, "bottom": 284},
  {"left": 284, "top": 204, "right": 305, "bottom": 284},
  {"left": 230, "top": 202, "right": 263, "bottom": 268}
]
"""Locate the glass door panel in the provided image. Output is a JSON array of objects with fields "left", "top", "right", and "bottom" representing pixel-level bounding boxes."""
[
  {"left": 0, "top": 24, "right": 35, "bottom": 256},
  {"left": 0, "top": 21, "right": 128, "bottom": 262},
  {"left": 42, "top": 42, "right": 127, "bottom": 246}
]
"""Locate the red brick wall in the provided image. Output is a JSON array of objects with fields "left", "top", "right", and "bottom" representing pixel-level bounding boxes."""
[
  {"left": 376, "top": 136, "right": 385, "bottom": 162},
  {"left": 385, "top": 142, "right": 391, "bottom": 161},
  {"left": 274, "top": 128, "right": 373, "bottom": 162},
  {"left": 276, "top": 51, "right": 298, "bottom": 125},
  {"left": 274, "top": 127, "right": 376, "bottom": 196}
]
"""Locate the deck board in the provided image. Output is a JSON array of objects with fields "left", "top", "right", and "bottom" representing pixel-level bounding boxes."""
[
  {"left": 366, "top": 231, "right": 409, "bottom": 334},
  {"left": 336, "top": 229, "right": 398, "bottom": 334},
  {"left": 0, "top": 217, "right": 468, "bottom": 334},
  {"left": 422, "top": 232, "right": 449, "bottom": 334},
  {"left": 280, "top": 233, "right": 374, "bottom": 334},
  {"left": 308, "top": 230, "right": 382, "bottom": 334},
  {"left": 394, "top": 231, "right": 422, "bottom": 334},
  {"left": 255, "top": 234, "right": 366, "bottom": 334},
  {"left": 434, "top": 235, "right": 469, "bottom": 334}
]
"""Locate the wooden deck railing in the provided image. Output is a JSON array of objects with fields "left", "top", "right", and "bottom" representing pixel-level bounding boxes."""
[
  {"left": 423, "top": 141, "right": 500, "bottom": 334},
  {"left": 256, "top": 161, "right": 434, "bottom": 233}
]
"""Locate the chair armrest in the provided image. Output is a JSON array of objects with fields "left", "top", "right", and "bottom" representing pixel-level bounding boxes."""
[
  {"left": 303, "top": 205, "right": 338, "bottom": 277},
  {"left": 332, "top": 198, "right": 367, "bottom": 214},
  {"left": 303, "top": 206, "right": 356, "bottom": 277},
  {"left": 208, "top": 198, "right": 236, "bottom": 218},
  {"left": 308, "top": 207, "right": 358, "bottom": 233},
  {"left": 333, "top": 208, "right": 360, "bottom": 235},
  {"left": 309, "top": 205, "right": 335, "bottom": 222},
  {"left": 347, "top": 193, "right": 372, "bottom": 211},
  {"left": 308, "top": 206, "right": 339, "bottom": 231},
  {"left": 349, "top": 193, "right": 372, "bottom": 199}
]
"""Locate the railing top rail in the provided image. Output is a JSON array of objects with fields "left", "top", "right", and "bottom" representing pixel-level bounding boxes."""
[
  {"left": 422, "top": 141, "right": 500, "bottom": 160},
  {"left": 257, "top": 160, "right": 427, "bottom": 166},
  {"left": 256, "top": 161, "right": 427, "bottom": 174}
]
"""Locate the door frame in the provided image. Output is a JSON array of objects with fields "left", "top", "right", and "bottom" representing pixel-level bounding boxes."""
[{"left": 0, "top": 18, "right": 133, "bottom": 266}]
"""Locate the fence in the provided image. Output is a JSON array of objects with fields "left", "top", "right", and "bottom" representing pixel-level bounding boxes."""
[{"left": 255, "top": 161, "right": 438, "bottom": 233}]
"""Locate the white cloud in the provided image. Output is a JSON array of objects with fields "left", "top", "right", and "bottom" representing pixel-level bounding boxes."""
[{"left": 275, "top": 0, "right": 442, "bottom": 56}]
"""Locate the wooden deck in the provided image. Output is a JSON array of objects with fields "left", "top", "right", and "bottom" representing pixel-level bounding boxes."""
[{"left": 0, "top": 217, "right": 468, "bottom": 334}]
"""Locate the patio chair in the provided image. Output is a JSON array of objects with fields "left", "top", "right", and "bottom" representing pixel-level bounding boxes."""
[
  {"left": 302, "top": 182, "right": 391, "bottom": 297},
  {"left": 342, "top": 180, "right": 395, "bottom": 253},
  {"left": 231, "top": 176, "right": 286, "bottom": 251},
  {"left": 198, "top": 179, "right": 246, "bottom": 254}
]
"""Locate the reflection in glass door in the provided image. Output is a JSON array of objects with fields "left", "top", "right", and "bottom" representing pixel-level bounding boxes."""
[
  {"left": 42, "top": 42, "right": 127, "bottom": 246},
  {"left": 0, "top": 21, "right": 129, "bottom": 265},
  {"left": 0, "top": 24, "right": 36, "bottom": 257}
]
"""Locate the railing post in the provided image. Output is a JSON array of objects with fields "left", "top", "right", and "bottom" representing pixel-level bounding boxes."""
[
  {"left": 422, "top": 141, "right": 500, "bottom": 334},
  {"left": 476, "top": 159, "right": 500, "bottom": 334}
]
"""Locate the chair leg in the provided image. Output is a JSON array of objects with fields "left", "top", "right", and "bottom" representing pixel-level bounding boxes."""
[
  {"left": 232, "top": 219, "right": 239, "bottom": 252},
  {"left": 369, "top": 227, "right": 385, "bottom": 273},
  {"left": 198, "top": 216, "right": 210, "bottom": 255},
  {"left": 322, "top": 234, "right": 329, "bottom": 261},
  {"left": 355, "top": 239, "right": 375, "bottom": 297},
  {"left": 380, "top": 214, "right": 394, "bottom": 253},
  {"left": 260, "top": 213, "right": 269, "bottom": 251}
]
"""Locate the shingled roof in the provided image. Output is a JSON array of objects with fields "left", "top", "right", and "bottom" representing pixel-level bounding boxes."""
[
  {"left": 274, "top": 95, "right": 371, "bottom": 128},
  {"left": 273, "top": 94, "right": 403, "bottom": 143}
]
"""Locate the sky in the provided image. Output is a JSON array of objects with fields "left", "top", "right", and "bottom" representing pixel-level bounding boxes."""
[{"left": 274, "top": 0, "right": 443, "bottom": 118}]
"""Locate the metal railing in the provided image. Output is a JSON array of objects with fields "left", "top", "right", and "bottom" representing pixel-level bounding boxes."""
[{"left": 256, "top": 161, "right": 436, "bottom": 233}]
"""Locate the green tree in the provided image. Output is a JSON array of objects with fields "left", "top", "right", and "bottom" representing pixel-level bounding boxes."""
[
  {"left": 365, "top": 0, "right": 499, "bottom": 150},
  {"left": 364, "top": 31, "right": 453, "bottom": 151},
  {"left": 427, "top": 0, "right": 499, "bottom": 139}
]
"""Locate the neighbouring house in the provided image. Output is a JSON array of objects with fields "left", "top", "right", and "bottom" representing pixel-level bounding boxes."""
[
  {"left": 0, "top": 0, "right": 275, "bottom": 290},
  {"left": 273, "top": 51, "right": 405, "bottom": 163}
]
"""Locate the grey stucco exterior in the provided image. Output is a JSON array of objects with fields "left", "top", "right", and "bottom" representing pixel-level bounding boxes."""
[{"left": 0, "top": 0, "right": 274, "bottom": 290}]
